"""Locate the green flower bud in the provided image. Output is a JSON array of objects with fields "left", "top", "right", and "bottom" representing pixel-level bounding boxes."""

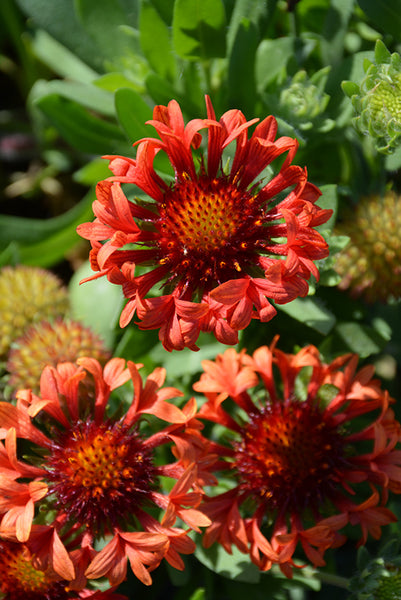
[
  {"left": 264, "top": 67, "right": 334, "bottom": 139},
  {"left": 348, "top": 538, "right": 401, "bottom": 599},
  {"left": 342, "top": 40, "right": 401, "bottom": 153},
  {"left": 279, "top": 68, "right": 332, "bottom": 130}
]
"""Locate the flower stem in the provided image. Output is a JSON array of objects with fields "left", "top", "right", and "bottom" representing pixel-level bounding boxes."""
[{"left": 314, "top": 571, "right": 350, "bottom": 590}]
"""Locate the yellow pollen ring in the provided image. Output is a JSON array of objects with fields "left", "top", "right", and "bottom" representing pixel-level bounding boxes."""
[{"left": 68, "top": 432, "right": 131, "bottom": 495}]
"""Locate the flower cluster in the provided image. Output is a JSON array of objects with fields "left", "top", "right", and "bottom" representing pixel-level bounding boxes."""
[
  {"left": 0, "top": 357, "right": 209, "bottom": 593},
  {"left": 193, "top": 339, "right": 401, "bottom": 576},
  {"left": 77, "top": 96, "right": 331, "bottom": 351}
]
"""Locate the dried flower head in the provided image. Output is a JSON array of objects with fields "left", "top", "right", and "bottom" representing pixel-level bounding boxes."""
[
  {"left": 0, "top": 265, "right": 69, "bottom": 358},
  {"left": 7, "top": 318, "right": 110, "bottom": 393},
  {"left": 77, "top": 96, "right": 331, "bottom": 351},
  {"left": 334, "top": 191, "right": 401, "bottom": 302}
]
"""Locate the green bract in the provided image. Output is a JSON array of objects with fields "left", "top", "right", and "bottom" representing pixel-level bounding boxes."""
[
  {"left": 342, "top": 40, "right": 401, "bottom": 154},
  {"left": 348, "top": 538, "right": 401, "bottom": 600},
  {"left": 279, "top": 67, "right": 333, "bottom": 132}
]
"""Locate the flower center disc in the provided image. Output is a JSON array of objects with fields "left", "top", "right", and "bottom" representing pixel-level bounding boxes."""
[
  {"left": 157, "top": 177, "right": 265, "bottom": 288},
  {"left": 47, "top": 421, "right": 154, "bottom": 531},
  {"left": 0, "top": 542, "right": 67, "bottom": 600},
  {"left": 234, "top": 401, "right": 345, "bottom": 513}
]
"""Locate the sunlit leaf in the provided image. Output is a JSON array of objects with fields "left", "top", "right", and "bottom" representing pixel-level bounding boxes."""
[
  {"left": 139, "top": 0, "right": 176, "bottom": 80},
  {"left": 173, "top": 0, "right": 226, "bottom": 60},
  {"left": 69, "top": 261, "right": 124, "bottom": 349},
  {"left": 277, "top": 297, "right": 336, "bottom": 335}
]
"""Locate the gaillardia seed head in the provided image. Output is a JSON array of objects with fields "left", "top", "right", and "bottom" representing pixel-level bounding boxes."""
[
  {"left": 7, "top": 318, "right": 110, "bottom": 393},
  {"left": 0, "top": 265, "right": 69, "bottom": 358},
  {"left": 342, "top": 40, "right": 401, "bottom": 154},
  {"left": 334, "top": 191, "right": 401, "bottom": 302},
  {"left": 77, "top": 96, "right": 332, "bottom": 351}
]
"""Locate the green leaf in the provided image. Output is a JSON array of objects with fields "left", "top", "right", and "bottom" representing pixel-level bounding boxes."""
[
  {"left": 357, "top": 0, "right": 401, "bottom": 42},
  {"left": 30, "top": 79, "right": 115, "bottom": 117},
  {"left": 139, "top": 0, "right": 176, "bottom": 80},
  {"left": 0, "top": 190, "right": 94, "bottom": 249},
  {"left": 195, "top": 540, "right": 261, "bottom": 583},
  {"left": 316, "top": 184, "right": 338, "bottom": 233},
  {"left": 73, "top": 158, "right": 112, "bottom": 186},
  {"left": 172, "top": 0, "right": 226, "bottom": 60},
  {"left": 255, "top": 37, "right": 294, "bottom": 91},
  {"left": 69, "top": 261, "right": 124, "bottom": 349},
  {"left": 8, "top": 190, "right": 95, "bottom": 268},
  {"left": 188, "top": 589, "right": 206, "bottom": 600},
  {"left": 113, "top": 327, "right": 160, "bottom": 363},
  {"left": 31, "top": 29, "right": 98, "bottom": 82},
  {"left": 16, "top": 0, "right": 103, "bottom": 70},
  {"left": 321, "top": 0, "right": 355, "bottom": 65},
  {"left": 33, "top": 93, "right": 128, "bottom": 155},
  {"left": 115, "top": 87, "right": 153, "bottom": 142},
  {"left": 227, "top": 0, "right": 278, "bottom": 53},
  {"left": 335, "top": 320, "right": 391, "bottom": 357},
  {"left": 94, "top": 72, "right": 141, "bottom": 92},
  {"left": 75, "top": 0, "right": 135, "bottom": 61},
  {"left": 228, "top": 18, "right": 258, "bottom": 114},
  {"left": 277, "top": 297, "right": 336, "bottom": 335}
]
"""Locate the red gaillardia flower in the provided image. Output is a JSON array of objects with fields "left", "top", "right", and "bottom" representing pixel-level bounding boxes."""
[
  {"left": 0, "top": 538, "right": 128, "bottom": 600},
  {"left": 77, "top": 97, "right": 331, "bottom": 351},
  {"left": 0, "top": 358, "right": 210, "bottom": 587},
  {"left": 193, "top": 339, "right": 401, "bottom": 577}
]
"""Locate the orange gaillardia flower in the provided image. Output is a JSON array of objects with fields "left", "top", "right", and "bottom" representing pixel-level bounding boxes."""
[
  {"left": 0, "top": 358, "right": 209, "bottom": 587},
  {"left": 0, "top": 538, "right": 128, "bottom": 600},
  {"left": 77, "top": 97, "right": 331, "bottom": 351},
  {"left": 193, "top": 339, "right": 401, "bottom": 577}
]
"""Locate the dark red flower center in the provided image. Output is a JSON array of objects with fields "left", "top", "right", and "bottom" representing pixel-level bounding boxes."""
[
  {"left": 234, "top": 400, "right": 347, "bottom": 515},
  {"left": 46, "top": 420, "right": 155, "bottom": 533},
  {"left": 156, "top": 176, "right": 267, "bottom": 291},
  {"left": 0, "top": 541, "right": 68, "bottom": 600}
]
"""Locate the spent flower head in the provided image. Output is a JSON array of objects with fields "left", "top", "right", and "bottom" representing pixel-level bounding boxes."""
[
  {"left": 0, "top": 265, "right": 69, "bottom": 358},
  {"left": 77, "top": 96, "right": 332, "bottom": 351},
  {"left": 7, "top": 318, "right": 110, "bottom": 394},
  {"left": 193, "top": 339, "right": 401, "bottom": 577},
  {"left": 0, "top": 357, "right": 209, "bottom": 587},
  {"left": 343, "top": 40, "right": 401, "bottom": 154},
  {"left": 334, "top": 191, "right": 401, "bottom": 302}
]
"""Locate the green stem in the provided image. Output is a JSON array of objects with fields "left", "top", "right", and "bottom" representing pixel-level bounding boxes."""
[{"left": 314, "top": 571, "right": 350, "bottom": 590}]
